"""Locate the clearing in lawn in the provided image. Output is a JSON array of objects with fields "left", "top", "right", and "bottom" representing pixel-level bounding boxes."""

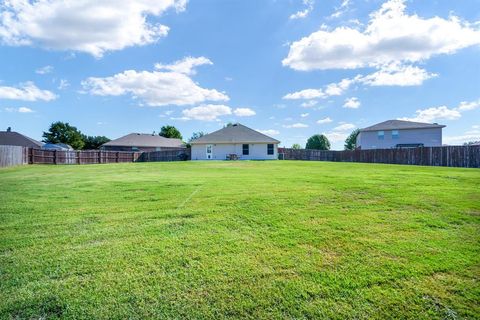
[{"left": 0, "top": 161, "right": 479, "bottom": 319}]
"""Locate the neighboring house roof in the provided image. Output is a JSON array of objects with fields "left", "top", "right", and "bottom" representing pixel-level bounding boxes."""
[
  {"left": 190, "top": 123, "right": 280, "bottom": 144},
  {"left": 0, "top": 131, "right": 43, "bottom": 148},
  {"left": 101, "top": 133, "right": 184, "bottom": 148},
  {"left": 360, "top": 120, "right": 446, "bottom": 132}
]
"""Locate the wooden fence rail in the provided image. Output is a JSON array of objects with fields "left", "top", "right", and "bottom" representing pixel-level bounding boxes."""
[{"left": 279, "top": 146, "right": 480, "bottom": 168}]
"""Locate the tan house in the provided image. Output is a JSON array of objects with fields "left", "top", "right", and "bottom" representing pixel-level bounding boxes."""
[{"left": 190, "top": 123, "right": 280, "bottom": 160}]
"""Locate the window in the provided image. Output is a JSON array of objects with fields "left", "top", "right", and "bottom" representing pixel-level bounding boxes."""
[
  {"left": 377, "top": 131, "right": 384, "bottom": 140},
  {"left": 267, "top": 144, "right": 274, "bottom": 155},
  {"left": 392, "top": 130, "right": 399, "bottom": 139},
  {"left": 242, "top": 144, "right": 249, "bottom": 155}
]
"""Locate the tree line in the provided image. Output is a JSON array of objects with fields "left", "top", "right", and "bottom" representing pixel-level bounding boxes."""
[{"left": 291, "top": 129, "right": 359, "bottom": 151}]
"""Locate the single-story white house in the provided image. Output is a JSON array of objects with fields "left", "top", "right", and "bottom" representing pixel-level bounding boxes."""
[{"left": 190, "top": 123, "right": 280, "bottom": 160}]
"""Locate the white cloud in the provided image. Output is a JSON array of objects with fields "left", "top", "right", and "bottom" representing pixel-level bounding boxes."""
[
  {"left": 300, "top": 113, "right": 309, "bottom": 117},
  {"left": 284, "top": 62, "right": 436, "bottom": 102},
  {"left": 58, "top": 79, "right": 70, "bottom": 90},
  {"left": 359, "top": 63, "right": 437, "bottom": 86},
  {"left": 457, "top": 99, "right": 480, "bottom": 111},
  {"left": 343, "top": 97, "right": 360, "bottom": 109},
  {"left": 283, "top": 78, "right": 352, "bottom": 100},
  {"left": 257, "top": 129, "right": 280, "bottom": 136},
  {"left": 233, "top": 108, "right": 256, "bottom": 117},
  {"left": 330, "top": 0, "right": 351, "bottom": 19},
  {"left": 0, "top": 82, "right": 57, "bottom": 101},
  {"left": 283, "top": 88, "right": 324, "bottom": 100},
  {"left": 283, "top": 123, "right": 309, "bottom": 128},
  {"left": 180, "top": 105, "right": 255, "bottom": 121},
  {"left": 4, "top": 106, "right": 34, "bottom": 113},
  {"left": 155, "top": 56, "right": 212, "bottom": 75},
  {"left": 301, "top": 100, "right": 318, "bottom": 108},
  {"left": 290, "top": 0, "right": 314, "bottom": 20},
  {"left": 317, "top": 117, "right": 333, "bottom": 124},
  {"left": 400, "top": 106, "right": 461, "bottom": 123},
  {"left": 323, "top": 120, "right": 356, "bottom": 143},
  {"left": 283, "top": 0, "right": 480, "bottom": 71},
  {"left": 324, "top": 78, "right": 354, "bottom": 96},
  {"left": 333, "top": 123, "right": 355, "bottom": 131},
  {"left": 0, "top": 0, "right": 186, "bottom": 57},
  {"left": 182, "top": 104, "right": 232, "bottom": 121},
  {"left": 82, "top": 58, "right": 228, "bottom": 107},
  {"left": 35, "top": 65, "right": 53, "bottom": 74},
  {"left": 400, "top": 99, "right": 480, "bottom": 123}
]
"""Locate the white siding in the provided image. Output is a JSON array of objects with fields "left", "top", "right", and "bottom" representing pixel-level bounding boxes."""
[
  {"left": 191, "top": 143, "right": 278, "bottom": 160},
  {"left": 357, "top": 128, "right": 443, "bottom": 150}
]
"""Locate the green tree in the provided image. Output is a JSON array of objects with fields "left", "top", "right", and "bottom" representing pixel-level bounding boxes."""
[
  {"left": 291, "top": 143, "right": 302, "bottom": 149},
  {"left": 189, "top": 131, "right": 206, "bottom": 142},
  {"left": 82, "top": 135, "right": 111, "bottom": 150},
  {"left": 159, "top": 125, "right": 182, "bottom": 139},
  {"left": 42, "top": 122, "right": 85, "bottom": 150},
  {"left": 344, "top": 129, "right": 360, "bottom": 150},
  {"left": 306, "top": 134, "right": 330, "bottom": 150}
]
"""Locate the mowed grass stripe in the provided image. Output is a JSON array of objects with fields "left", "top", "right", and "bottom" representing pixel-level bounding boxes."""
[{"left": 0, "top": 161, "right": 479, "bottom": 319}]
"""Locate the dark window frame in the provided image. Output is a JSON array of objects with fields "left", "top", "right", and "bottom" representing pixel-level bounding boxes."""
[
  {"left": 267, "top": 144, "right": 274, "bottom": 155},
  {"left": 242, "top": 144, "right": 249, "bottom": 155}
]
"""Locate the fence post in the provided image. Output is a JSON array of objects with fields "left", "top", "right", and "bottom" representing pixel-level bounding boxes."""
[
  {"left": 28, "top": 147, "right": 33, "bottom": 164},
  {"left": 116, "top": 152, "right": 119, "bottom": 163},
  {"left": 53, "top": 150, "right": 57, "bottom": 165}
]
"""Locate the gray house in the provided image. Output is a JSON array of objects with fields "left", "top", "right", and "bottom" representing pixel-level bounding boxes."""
[
  {"left": 101, "top": 133, "right": 184, "bottom": 152},
  {"left": 357, "top": 120, "right": 445, "bottom": 150},
  {"left": 190, "top": 123, "right": 280, "bottom": 160},
  {"left": 0, "top": 130, "right": 43, "bottom": 148}
]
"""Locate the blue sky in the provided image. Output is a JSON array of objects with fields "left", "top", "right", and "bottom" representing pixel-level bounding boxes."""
[{"left": 0, "top": 0, "right": 479, "bottom": 149}]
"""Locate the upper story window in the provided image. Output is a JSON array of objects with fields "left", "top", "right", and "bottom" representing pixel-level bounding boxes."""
[
  {"left": 267, "top": 144, "right": 274, "bottom": 155},
  {"left": 242, "top": 144, "right": 249, "bottom": 155},
  {"left": 392, "top": 130, "right": 399, "bottom": 139},
  {"left": 377, "top": 131, "right": 385, "bottom": 140}
]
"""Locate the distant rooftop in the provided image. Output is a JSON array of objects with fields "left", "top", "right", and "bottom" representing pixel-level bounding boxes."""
[
  {"left": 191, "top": 123, "right": 280, "bottom": 144},
  {"left": 360, "top": 120, "right": 446, "bottom": 132},
  {"left": 102, "top": 133, "right": 183, "bottom": 148},
  {"left": 0, "top": 131, "right": 43, "bottom": 148}
]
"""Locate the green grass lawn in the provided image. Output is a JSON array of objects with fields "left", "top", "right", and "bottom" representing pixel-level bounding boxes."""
[{"left": 1, "top": 161, "right": 479, "bottom": 319}]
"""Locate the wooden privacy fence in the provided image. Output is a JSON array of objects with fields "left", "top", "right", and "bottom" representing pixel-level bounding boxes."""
[
  {"left": 0, "top": 147, "right": 191, "bottom": 167},
  {"left": 279, "top": 146, "right": 480, "bottom": 168},
  {"left": 27, "top": 149, "right": 142, "bottom": 165},
  {"left": 0, "top": 145, "right": 29, "bottom": 167},
  {"left": 137, "top": 148, "right": 191, "bottom": 162}
]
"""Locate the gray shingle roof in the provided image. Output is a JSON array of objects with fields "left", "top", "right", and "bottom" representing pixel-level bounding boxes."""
[
  {"left": 102, "top": 133, "right": 184, "bottom": 148},
  {"left": 190, "top": 123, "right": 280, "bottom": 144},
  {"left": 0, "top": 131, "right": 43, "bottom": 148},
  {"left": 360, "top": 120, "right": 446, "bottom": 132}
]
